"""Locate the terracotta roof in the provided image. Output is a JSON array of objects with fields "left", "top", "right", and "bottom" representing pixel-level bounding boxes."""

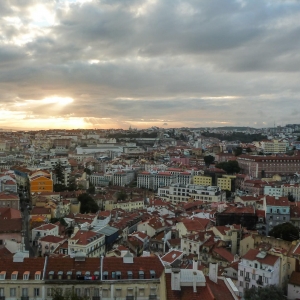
[
  {"left": 161, "top": 250, "right": 184, "bottom": 264},
  {"left": 0, "top": 257, "right": 46, "bottom": 280},
  {"left": 70, "top": 230, "right": 103, "bottom": 246},
  {"left": 289, "top": 271, "right": 300, "bottom": 286},
  {"left": 39, "top": 235, "right": 65, "bottom": 243},
  {"left": 103, "top": 255, "right": 164, "bottom": 280},
  {"left": 30, "top": 207, "right": 51, "bottom": 215},
  {"left": 212, "top": 247, "right": 234, "bottom": 263},
  {"left": 242, "top": 249, "right": 279, "bottom": 266}
]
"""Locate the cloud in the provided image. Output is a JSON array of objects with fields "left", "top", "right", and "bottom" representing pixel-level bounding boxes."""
[{"left": 0, "top": 0, "right": 300, "bottom": 129}]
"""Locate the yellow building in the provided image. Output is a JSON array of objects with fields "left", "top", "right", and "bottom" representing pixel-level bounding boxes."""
[
  {"left": 217, "top": 177, "right": 231, "bottom": 191},
  {"left": 193, "top": 175, "right": 212, "bottom": 186},
  {"left": 29, "top": 171, "right": 53, "bottom": 193}
]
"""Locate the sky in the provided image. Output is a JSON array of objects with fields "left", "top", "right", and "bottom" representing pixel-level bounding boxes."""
[{"left": 1, "top": 0, "right": 300, "bottom": 130}]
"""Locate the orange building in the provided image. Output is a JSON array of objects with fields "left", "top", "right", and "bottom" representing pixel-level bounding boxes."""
[{"left": 29, "top": 170, "right": 53, "bottom": 193}]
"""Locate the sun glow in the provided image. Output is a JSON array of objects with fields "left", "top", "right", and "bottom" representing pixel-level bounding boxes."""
[{"left": 40, "top": 97, "right": 74, "bottom": 105}]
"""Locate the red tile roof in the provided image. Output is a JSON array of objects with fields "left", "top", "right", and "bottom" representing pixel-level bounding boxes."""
[{"left": 242, "top": 249, "right": 279, "bottom": 266}]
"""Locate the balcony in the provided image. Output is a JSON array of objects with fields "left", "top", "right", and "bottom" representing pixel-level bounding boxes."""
[
  {"left": 21, "top": 298, "right": 29, "bottom": 300},
  {"left": 126, "top": 297, "right": 134, "bottom": 300},
  {"left": 256, "top": 279, "right": 263, "bottom": 286},
  {"left": 149, "top": 296, "right": 157, "bottom": 300},
  {"left": 245, "top": 277, "right": 250, "bottom": 282},
  {"left": 0, "top": 297, "right": 5, "bottom": 300},
  {"left": 92, "top": 297, "right": 101, "bottom": 300}
]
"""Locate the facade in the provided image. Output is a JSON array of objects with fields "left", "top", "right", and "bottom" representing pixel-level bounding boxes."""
[
  {"left": 89, "top": 173, "right": 111, "bottom": 187},
  {"left": 157, "top": 184, "right": 225, "bottom": 204},
  {"left": 32, "top": 223, "right": 59, "bottom": 245},
  {"left": 68, "top": 230, "right": 106, "bottom": 257},
  {"left": 29, "top": 171, "right": 53, "bottom": 193},
  {"left": 237, "top": 155, "right": 300, "bottom": 178},
  {"left": 264, "top": 196, "right": 290, "bottom": 236},
  {"left": 282, "top": 184, "right": 300, "bottom": 201},
  {"left": 263, "top": 140, "right": 287, "bottom": 154},
  {"left": 217, "top": 177, "right": 231, "bottom": 191},
  {"left": 137, "top": 171, "right": 154, "bottom": 189},
  {"left": 193, "top": 175, "right": 212, "bottom": 186},
  {"left": 238, "top": 249, "right": 280, "bottom": 297},
  {"left": 264, "top": 185, "right": 283, "bottom": 198},
  {"left": 0, "top": 253, "right": 165, "bottom": 300},
  {"left": 0, "top": 192, "right": 20, "bottom": 210},
  {"left": 153, "top": 172, "right": 176, "bottom": 190}
]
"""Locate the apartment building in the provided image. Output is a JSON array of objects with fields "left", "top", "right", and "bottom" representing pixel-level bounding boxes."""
[
  {"left": 264, "top": 196, "right": 290, "bottom": 235},
  {"left": 217, "top": 177, "right": 231, "bottom": 191},
  {"left": 238, "top": 249, "right": 280, "bottom": 297},
  {"left": 89, "top": 173, "right": 111, "bottom": 187},
  {"left": 153, "top": 172, "right": 176, "bottom": 190},
  {"left": 282, "top": 183, "right": 300, "bottom": 201},
  {"left": 237, "top": 155, "right": 300, "bottom": 178},
  {"left": 0, "top": 191, "right": 20, "bottom": 210},
  {"left": 0, "top": 252, "right": 165, "bottom": 300},
  {"left": 29, "top": 170, "right": 53, "bottom": 193},
  {"left": 113, "top": 171, "right": 135, "bottom": 186},
  {"left": 264, "top": 185, "right": 283, "bottom": 198},
  {"left": 68, "top": 230, "right": 106, "bottom": 257},
  {"left": 262, "top": 140, "right": 287, "bottom": 154},
  {"left": 157, "top": 184, "right": 225, "bottom": 204},
  {"left": 137, "top": 171, "right": 154, "bottom": 189},
  {"left": 193, "top": 175, "right": 212, "bottom": 186}
]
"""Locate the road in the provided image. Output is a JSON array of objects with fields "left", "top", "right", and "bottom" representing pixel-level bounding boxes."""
[{"left": 21, "top": 201, "right": 35, "bottom": 257}]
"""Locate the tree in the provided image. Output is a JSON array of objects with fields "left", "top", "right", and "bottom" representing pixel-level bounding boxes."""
[
  {"left": 269, "top": 222, "right": 299, "bottom": 241},
  {"left": 52, "top": 288, "right": 89, "bottom": 300},
  {"left": 246, "top": 147, "right": 252, "bottom": 153},
  {"left": 216, "top": 161, "right": 241, "bottom": 174},
  {"left": 204, "top": 155, "right": 215, "bottom": 166},
  {"left": 117, "top": 190, "right": 128, "bottom": 201},
  {"left": 288, "top": 192, "right": 296, "bottom": 202},
  {"left": 244, "top": 285, "right": 284, "bottom": 300},
  {"left": 234, "top": 146, "right": 243, "bottom": 156},
  {"left": 78, "top": 193, "right": 99, "bottom": 213},
  {"left": 54, "top": 161, "right": 64, "bottom": 184},
  {"left": 87, "top": 183, "right": 95, "bottom": 194},
  {"left": 84, "top": 168, "right": 92, "bottom": 175}
]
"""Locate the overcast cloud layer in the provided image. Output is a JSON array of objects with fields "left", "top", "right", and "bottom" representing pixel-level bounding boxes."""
[{"left": 1, "top": 0, "right": 300, "bottom": 129}]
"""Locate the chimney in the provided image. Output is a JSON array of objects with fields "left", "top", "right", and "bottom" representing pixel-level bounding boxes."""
[
  {"left": 193, "top": 255, "right": 198, "bottom": 270},
  {"left": 208, "top": 263, "right": 218, "bottom": 284}
]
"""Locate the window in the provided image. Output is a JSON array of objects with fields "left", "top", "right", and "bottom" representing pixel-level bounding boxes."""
[
  {"left": 75, "top": 288, "right": 81, "bottom": 296},
  {"left": 116, "top": 288, "right": 122, "bottom": 297},
  {"left": 265, "top": 277, "right": 268, "bottom": 284},
  {"left": 58, "top": 271, "right": 63, "bottom": 280},
  {"left": 34, "top": 288, "right": 40, "bottom": 297},
  {"left": 103, "top": 271, "right": 108, "bottom": 280},
  {"left": 127, "top": 288, "right": 134, "bottom": 296},
  {"left": 35, "top": 271, "right": 41, "bottom": 280},
  {"left": 246, "top": 272, "right": 249, "bottom": 278},
  {"left": 22, "top": 288, "right": 28, "bottom": 297},
  {"left": 252, "top": 274, "right": 256, "bottom": 280},
  {"left": 150, "top": 287, "right": 157, "bottom": 295},
  {"left": 94, "top": 289, "right": 100, "bottom": 297},
  {"left": 48, "top": 271, "right": 54, "bottom": 279},
  {"left": 67, "top": 271, "right": 72, "bottom": 279},
  {"left": 246, "top": 283, "right": 249, "bottom": 289},
  {"left": 84, "top": 288, "right": 90, "bottom": 297},
  {"left": 150, "top": 270, "right": 156, "bottom": 279},
  {"left": 102, "top": 289, "right": 109, "bottom": 297},
  {"left": 11, "top": 271, "right": 18, "bottom": 280},
  {"left": 139, "top": 288, "right": 145, "bottom": 296},
  {"left": 127, "top": 271, "right": 133, "bottom": 279},
  {"left": 240, "top": 271, "right": 243, "bottom": 277},
  {"left": 0, "top": 271, "right": 6, "bottom": 280},
  {"left": 23, "top": 271, "right": 29, "bottom": 280},
  {"left": 240, "top": 281, "right": 243, "bottom": 287},
  {"left": 116, "top": 271, "right": 121, "bottom": 279},
  {"left": 47, "top": 288, "right": 52, "bottom": 297},
  {"left": 139, "top": 271, "right": 144, "bottom": 279},
  {"left": 10, "top": 288, "right": 16, "bottom": 297}
]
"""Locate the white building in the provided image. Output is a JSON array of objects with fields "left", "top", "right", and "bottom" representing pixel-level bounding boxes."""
[
  {"left": 158, "top": 183, "right": 225, "bottom": 204},
  {"left": 238, "top": 249, "right": 280, "bottom": 297}
]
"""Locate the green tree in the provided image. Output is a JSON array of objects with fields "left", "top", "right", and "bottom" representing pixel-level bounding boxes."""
[
  {"left": 117, "top": 190, "right": 128, "bottom": 201},
  {"left": 88, "top": 183, "right": 95, "bottom": 194},
  {"left": 54, "top": 161, "right": 64, "bottom": 184},
  {"left": 216, "top": 161, "right": 240, "bottom": 174},
  {"left": 269, "top": 222, "right": 299, "bottom": 241},
  {"left": 50, "top": 217, "right": 67, "bottom": 227},
  {"left": 288, "top": 192, "right": 296, "bottom": 202},
  {"left": 234, "top": 146, "right": 243, "bottom": 156},
  {"left": 84, "top": 168, "right": 92, "bottom": 175},
  {"left": 246, "top": 147, "right": 252, "bottom": 153},
  {"left": 244, "top": 285, "right": 284, "bottom": 300},
  {"left": 52, "top": 288, "right": 89, "bottom": 300},
  {"left": 78, "top": 193, "right": 99, "bottom": 213},
  {"left": 54, "top": 183, "right": 68, "bottom": 192},
  {"left": 204, "top": 155, "right": 215, "bottom": 166}
]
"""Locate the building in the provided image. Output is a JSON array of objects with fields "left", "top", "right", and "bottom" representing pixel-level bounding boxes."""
[
  {"left": 68, "top": 230, "right": 106, "bottom": 257},
  {"left": 238, "top": 249, "right": 280, "bottom": 297},
  {"left": 264, "top": 195, "right": 290, "bottom": 236},
  {"left": 282, "top": 183, "right": 300, "bottom": 201},
  {"left": 137, "top": 171, "right": 154, "bottom": 189},
  {"left": 262, "top": 140, "right": 287, "bottom": 154},
  {"left": 217, "top": 177, "right": 231, "bottom": 191},
  {"left": 157, "top": 184, "right": 225, "bottom": 204},
  {"left": 0, "top": 252, "right": 165, "bottom": 300},
  {"left": 29, "top": 170, "right": 53, "bottom": 193},
  {"left": 193, "top": 175, "right": 212, "bottom": 186},
  {"left": 0, "top": 191, "right": 20, "bottom": 210},
  {"left": 237, "top": 155, "right": 300, "bottom": 178}
]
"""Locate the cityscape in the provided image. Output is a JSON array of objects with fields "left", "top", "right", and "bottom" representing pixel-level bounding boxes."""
[{"left": 1, "top": 0, "right": 300, "bottom": 300}]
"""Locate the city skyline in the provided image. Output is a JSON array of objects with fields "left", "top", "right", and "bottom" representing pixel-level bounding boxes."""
[{"left": 1, "top": 0, "right": 300, "bottom": 130}]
